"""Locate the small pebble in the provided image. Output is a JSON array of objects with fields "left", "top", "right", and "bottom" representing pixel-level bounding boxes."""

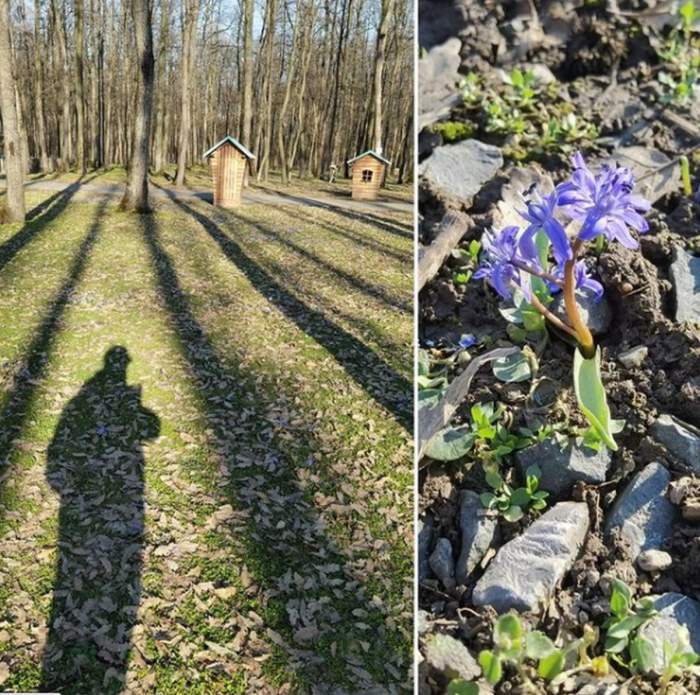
[
  {"left": 669, "top": 477, "right": 692, "bottom": 505},
  {"left": 618, "top": 345, "right": 648, "bottom": 369},
  {"left": 637, "top": 549, "right": 673, "bottom": 573}
]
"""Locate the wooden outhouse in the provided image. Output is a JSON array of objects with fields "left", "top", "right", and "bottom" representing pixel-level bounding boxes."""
[
  {"left": 203, "top": 136, "right": 255, "bottom": 208},
  {"left": 347, "top": 150, "right": 390, "bottom": 201}
]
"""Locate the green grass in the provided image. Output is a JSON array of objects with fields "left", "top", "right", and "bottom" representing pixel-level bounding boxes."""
[{"left": 0, "top": 184, "right": 413, "bottom": 693}]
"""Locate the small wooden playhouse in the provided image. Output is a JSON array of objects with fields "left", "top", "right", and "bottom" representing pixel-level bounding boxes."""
[
  {"left": 346, "top": 150, "right": 390, "bottom": 201},
  {"left": 203, "top": 136, "right": 255, "bottom": 208}
]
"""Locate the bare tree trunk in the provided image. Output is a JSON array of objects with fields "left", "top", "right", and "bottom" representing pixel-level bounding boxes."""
[
  {"left": 74, "top": 0, "right": 86, "bottom": 172},
  {"left": 32, "top": 0, "right": 51, "bottom": 171},
  {"left": 50, "top": 0, "right": 72, "bottom": 169},
  {"left": 153, "top": 0, "right": 170, "bottom": 172},
  {"left": 241, "top": 0, "right": 253, "bottom": 150},
  {"left": 372, "top": 0, "right": 393, "bottom": 154},
  {"left": 0, "top": 0, "right": 26, "bottom": 222},
  {"left": 175, "top": 0, "right": 199, "bottom": 186},
  {"left": 121, "top": 0, "right": 154, "bottom": 212}
]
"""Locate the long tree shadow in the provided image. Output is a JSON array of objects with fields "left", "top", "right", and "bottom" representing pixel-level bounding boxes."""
[
  {"left": 0, "top": 200, "right": 106, "bottom": 525},
  {"left": 140, "top": 215, "right": 409, "bottom": 689},
  {"left": 273, "top": 203, "right": 410, "bottom": 263},
  {"left": 228, "top": 208, "right": 411, "bottom": 313},
  {"left": 265, "top": 189, "right": 414, "bottom": 239},
  {"left": 41, "top": 346, "right": 159, "bottom": 694},
  {"left": 0, "top": 175, "right": 99, "bottom": 274},
  {"left": 157, "top": 193, "right": 412, "bottom": 432}
]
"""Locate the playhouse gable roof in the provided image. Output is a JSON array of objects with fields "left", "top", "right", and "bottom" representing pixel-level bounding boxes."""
[
  {"left": 346, "top": 149, "right": 391, "bottom": 166},
  {"left": 203, "top": 136, "right": 255, "bottom": 160}
]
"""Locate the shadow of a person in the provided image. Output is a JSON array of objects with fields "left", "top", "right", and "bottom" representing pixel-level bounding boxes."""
[{"left": 41, "top": 346, "right": 159, "bottom": 694}]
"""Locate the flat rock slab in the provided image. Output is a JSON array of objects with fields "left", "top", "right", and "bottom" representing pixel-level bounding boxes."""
[
  {"left": 472, "top": 501, "right": 589, "bottom": 613},
  {"left": 419, "top": 140, "right": 503, "bottom": 206},
  {"left": 639, "top": 593, "right": 700, "bottom": 671},
  {"left": 423, "top": 632, "right": 481, "bottom": 681},
  {"left": 418, "top": 516, "right": 434, "bottom": 583},
  {"left": 605, "top": 462, "right": 676, "bottom": 560},
  {"left": 552, "top": 289, "right": 612, "bottom": 336},
  {"left": 456, "top": 490, "right": 498, "bottom": 585},
  {"left": 651, "top": 414, "right": 700, "bottom": 474},
  {"left": 429, "top": 537, "right": 455, "bottom": 590},
  {"left": 418, "top": 37, "right": 463, "bottom": 130},
  {"left": 609, "top": 146, "right": 679, "bottom": 205},
  {"left": 670, "top": 247, "right": 700, "bottom": 324},
  {"left": 516, "top": 439, "right": 610, "bottom": 499}
]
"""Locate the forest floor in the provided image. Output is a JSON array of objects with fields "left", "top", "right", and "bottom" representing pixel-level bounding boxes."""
[
  {"left": 0, "top": 182, "right": 413, "bottom": 694},
  {"left": 4, "top": 168, "right": 414, "bottom": 215}
]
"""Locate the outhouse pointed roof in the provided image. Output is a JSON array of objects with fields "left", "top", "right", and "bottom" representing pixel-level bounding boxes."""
[
  {"left": 203, "top": 136, "right": 255, "bottom": 160},
  {"left": 346, "top": 149, "right": 391, "bottom": 166}
]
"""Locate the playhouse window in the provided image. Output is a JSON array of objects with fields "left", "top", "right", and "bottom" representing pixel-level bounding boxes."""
[{"left": 361, "top": 169, "right": 373, "bottom": 183}]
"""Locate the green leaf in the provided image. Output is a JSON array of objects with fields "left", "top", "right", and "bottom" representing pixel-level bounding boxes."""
[
  {"left": 538, "top": 650, "right": 565, "bottom": 680},
  {"left": 509, "top": 487, "right": 531, "bottom": 507},
  {"left": 629, "top": 635, "right": 656, "bottom": 673},
  {"left": 417, "top": 374, "right": 447, "bottom": 389},
  {"left": 606, "top": 614, "right": 645, "bottom": 640},
  {"left": 610, "top": 579, "right": 632, "bottom": 618},
  {"left": 495, "top": 613, "right": 522, "bottom": 646},
  {"left": 604, "top": 634, "right": 628, "bottom": 654},
  {"left": 480, "top": 492, "right": 497, "bottom": 509},
  {"left": 492, "top": 350, "right": 532, "bottom": 383},
  {"left": 503, "top": 505, "right": 524, "bottom": 522},
  {"left": 447, "top": 680, "right": 480, "bottom": 695},
  {"left": 418, "top": 349, "right": 431, "bottom": 377},
  {"left": 510, "top": 68, "right": 524, "bottom": 87},
  {"left": 525, "top": 631, "right": 556, "bottom": 659},
  {"left": 573, "top": 347, "right": 618, "bottom": 451},
  {"left": 423, "top": 426, "right": 475, "bottom": 461},
  {"left": 485, "top": 470, "right": 503, "bottom": 490},
  {"left": 479, "top": 650, "right": 502, "bottom": 685},
  {"left": 418, "top": 388, "right": 444, "bottom": 412},
  {"left": 525, "top": 464, "right": 541, "bottom": 480}
]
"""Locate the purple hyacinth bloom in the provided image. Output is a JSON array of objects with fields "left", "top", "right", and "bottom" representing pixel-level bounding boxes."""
[
  {"left": 547, "top": 260, "right": 604, "bottom": 302},
  {"left": 518, "top": 188, "right": 572, "bottom": 265},
  {"left": 556, "top": 152, "right": 651, "bottom": 249},
  {"left": 473, "top": 226, "right": 524, "bottom": 300}
]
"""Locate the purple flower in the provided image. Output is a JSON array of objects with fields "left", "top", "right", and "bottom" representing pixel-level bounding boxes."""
[
  {"left": 473, "top": 226, "right": 524, "bottom": 300},
  {"left": 518, "top": 189, "right": 572, "bottom": 265},
  {"left": 556, "top": 152, "right": 651, "bottom": 249},
  {"left": 547, "top": 260, "right": 604, "bottom": 302},
  {"left": 458, "top": 334, "right": 477, "bottom": 349}
]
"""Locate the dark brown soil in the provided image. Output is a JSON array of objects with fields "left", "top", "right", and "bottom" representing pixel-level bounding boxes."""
[{"left": 419, "top": 0, "right": 700, "bottom": 693}]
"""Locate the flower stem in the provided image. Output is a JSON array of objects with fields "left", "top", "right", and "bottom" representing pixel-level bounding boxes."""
[
  {"left": 512, "top": 259, "right": 564, "bottom": 288},
  {"left": 529, "top": 292, "right": 578, "bottom": 338},
  {"left": 564, "top": 240, "right": 596, "bottom": 358}
]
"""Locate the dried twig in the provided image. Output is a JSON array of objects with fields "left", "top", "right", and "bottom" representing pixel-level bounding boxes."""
[{"left": 418, "top": 346, "right": 520, "bottom": 460}]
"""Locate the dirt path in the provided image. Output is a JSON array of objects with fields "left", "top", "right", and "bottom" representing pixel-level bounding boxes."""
[{"left": 13, "top": 178, "right": 413, "bottom": 217}]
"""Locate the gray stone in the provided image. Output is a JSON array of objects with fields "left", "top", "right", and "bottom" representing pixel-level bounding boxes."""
[
  {"left": 418, "top": 516, "right": 434, "bottom": 583},
  {"left": 604, "top": 463, "right": 676, "bottom": 560},
  {"left": 419, "top": 139, "right": 503, "bottom": 205},
  {"left": 456, "top": 490, "right": 498, "bottom": 585},
  {"left": 429, "top": 538, "right": 455, "bottom": 590},
  {"left": 516, "top": 438, "right": 610, "bottom": 498},
  {"left": 417, "top": 609, "right": 430, "bottom": 635},
  {"left": 610, "top": 147, "right": 679, "bottom": 205},
  {"left": 472, "top": 502, "right": 590, "bottom": 613},
  {"left": 423, "top": 632, "right": 480, "bottom": 681},
  {"left": 651, "top": 414, "right": 700, "bottom": 474},
  {"left": 418, "top": 38, "right": 462, "bottom": 130},
  {"left": 670, "top": 247, "right": 700, "bottom": 324},
  {"left": 618, "top": 346, "right": 648, "bottom": 369},
  {"left": 552, "top": 289, "right": 612, "bottom": 336},
  {"left": 637, "top": 549, "right": 673, "bottom": 573},
  {"left": 639, "top": 593, "right": 700, "bottom": 672}
]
